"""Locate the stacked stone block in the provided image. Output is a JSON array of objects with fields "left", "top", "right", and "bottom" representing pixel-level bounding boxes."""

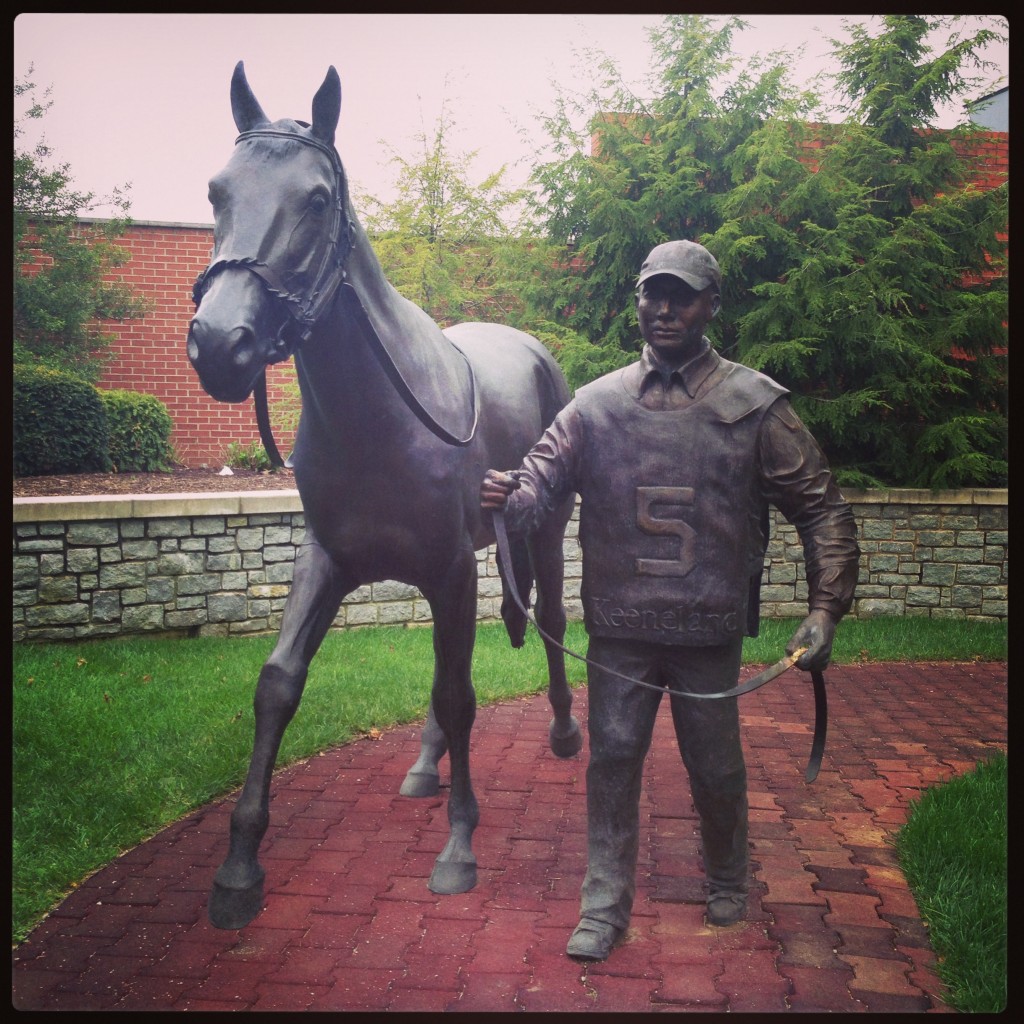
[
  {"left": 13, "top": 488, "right": 1006, "bottom": 643},
  {"left": 846, "top": 491, "right": 1007, "bottom": 621},
  {"left": 756, "top": 490, "right": 1007, "bottom": 623}
]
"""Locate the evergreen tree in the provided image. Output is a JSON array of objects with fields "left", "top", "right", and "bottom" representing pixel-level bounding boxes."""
[
  {"left": 527, "top": 15, "right": 1007, "bottom": 488},
  {"left": 14, "top": 67, "right": 148, "bottom": 381}
]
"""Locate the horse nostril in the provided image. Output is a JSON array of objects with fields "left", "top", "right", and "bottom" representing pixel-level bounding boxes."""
[
  {"left": 187, "top": 320, "right": 203, "bottom": 364},
  {"left": 230, "top": 327, "right": 256, "bottom": 369}
]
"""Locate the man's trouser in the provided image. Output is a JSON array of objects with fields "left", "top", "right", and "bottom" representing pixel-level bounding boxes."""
[{"left": 579, "top": 637, "right": 748, "bottom": 932}]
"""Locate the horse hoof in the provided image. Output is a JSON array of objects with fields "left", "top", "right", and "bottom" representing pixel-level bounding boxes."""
[
  {"left": 399, "top": 770, "right": 441, "bottom": 798},
  {"left": 549, "top": 715, "right": 583, "bottom": 758},
  {"left": 428, "top": 859, "right": 478, "bottom": 895},
  {"left": 208, "top": 873, "right": 265, "bottom": 930}
]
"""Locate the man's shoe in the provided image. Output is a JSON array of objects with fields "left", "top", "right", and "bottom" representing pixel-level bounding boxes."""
[
  {"left": 707, "top": 891, "right": 747, "bottom": 926},
  {"left": 566, "top": 918, "right": 623, "bottom": 962}
]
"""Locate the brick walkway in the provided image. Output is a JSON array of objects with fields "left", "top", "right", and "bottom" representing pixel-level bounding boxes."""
[{"left": 13, "top": 660, "right": 1006, "bottom": 1012}]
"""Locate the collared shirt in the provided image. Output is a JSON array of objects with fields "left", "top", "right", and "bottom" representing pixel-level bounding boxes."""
[
  {"left": 505, "top": 341, "right": 860, "bottom": 620},
  {"left": 625, "top": 339, "right": 723, "bottom": 409}
]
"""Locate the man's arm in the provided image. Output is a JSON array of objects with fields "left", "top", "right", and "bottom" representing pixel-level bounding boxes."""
[
  {"left": 479, "top": 402, "right": 583, "bottom": 533},
  {"left": 759, "top": 400, "right": 861, "bottom": 672}
]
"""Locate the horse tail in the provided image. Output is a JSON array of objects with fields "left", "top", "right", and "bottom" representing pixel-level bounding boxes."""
[{"left": 499, "top": 533, "right": 533, "bottom": 649}]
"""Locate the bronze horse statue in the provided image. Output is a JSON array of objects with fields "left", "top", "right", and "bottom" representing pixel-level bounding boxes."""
[{"left": 187, "top": 62, "right": 582, "bottom": 929}]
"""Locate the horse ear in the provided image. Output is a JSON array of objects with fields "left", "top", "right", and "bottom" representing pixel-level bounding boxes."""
[
  {"left": 311, "top": 66, "right": 341, "bottom": 147},
  {"left": 231, "top": 61, "right": 270, "bottom": 133}
]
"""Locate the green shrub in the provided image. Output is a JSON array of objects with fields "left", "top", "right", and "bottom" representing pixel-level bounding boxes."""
[
  {"left": 224, "top": 439, "right": 273, "bottom": 472},
  {"left": 99, "top": 389, "right": 174, "bottom": 472},
  {"left": 13, "top": 364, "right": 111, "bottom": 476}
]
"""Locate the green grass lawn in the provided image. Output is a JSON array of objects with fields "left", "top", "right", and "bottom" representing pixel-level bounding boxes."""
[
  {"left": 896, "top": 751, "right": 1006, "bottom": 1012},
  {"left": 13, "top": 616, "right": 1006, "bottom": 956}
]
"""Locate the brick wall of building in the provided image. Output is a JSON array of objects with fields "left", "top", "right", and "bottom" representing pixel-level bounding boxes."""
[
  {"left": 951, "top": 131, "right": 1009, "bottom": 292},
  {"left": 91, "top": 221, "right": 297, "bottom": 468}
]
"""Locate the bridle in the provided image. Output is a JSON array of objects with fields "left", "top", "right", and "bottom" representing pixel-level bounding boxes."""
[
  {"left": 191, "top": 125, "right": 478, "bottom": 450},
  {"left": 191, "top": 126, "right": 355, "bottom": 363}
]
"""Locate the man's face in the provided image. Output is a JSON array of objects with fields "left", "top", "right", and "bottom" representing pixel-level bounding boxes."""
[{"left": 637, "top": 274, "right": 720, "bottom": 365}]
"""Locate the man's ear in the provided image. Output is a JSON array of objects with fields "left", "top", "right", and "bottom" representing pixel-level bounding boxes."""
[{"left": 710, "top": 292, "right": 722, "bottom": 319}]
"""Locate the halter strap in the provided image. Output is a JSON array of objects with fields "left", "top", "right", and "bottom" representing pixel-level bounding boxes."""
[{"left": 235, "top": 128, "right": 341, "bottom": 170}]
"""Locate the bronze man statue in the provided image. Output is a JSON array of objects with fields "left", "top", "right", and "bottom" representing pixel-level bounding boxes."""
[{"left": 481, "top": 240, "right": 860, "bottom": 962}]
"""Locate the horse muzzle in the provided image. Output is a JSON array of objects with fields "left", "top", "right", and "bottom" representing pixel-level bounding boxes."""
[
  {"left": 188, "top": 268, "right": 293, "bottom": 403},
  {"left": 187, "top": 319, "right": 264, "bottom": 403}
]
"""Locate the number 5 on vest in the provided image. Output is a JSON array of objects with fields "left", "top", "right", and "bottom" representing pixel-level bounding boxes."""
[{"left": 635, "top": 486, "right": 697, "bottom": 577}]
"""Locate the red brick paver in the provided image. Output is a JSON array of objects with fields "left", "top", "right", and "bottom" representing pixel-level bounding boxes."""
[{"left": 12, "top": 661, "right": 1005, "bottom": 1012}]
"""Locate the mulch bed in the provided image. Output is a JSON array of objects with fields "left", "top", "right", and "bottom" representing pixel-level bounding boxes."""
[{"left": 13, "top": 468, "right": 297, "bottom": 498}]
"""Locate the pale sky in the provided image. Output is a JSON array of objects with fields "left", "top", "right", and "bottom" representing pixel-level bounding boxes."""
[{"left": 14, "top": 13, "right": 1008, "bottom": 226}]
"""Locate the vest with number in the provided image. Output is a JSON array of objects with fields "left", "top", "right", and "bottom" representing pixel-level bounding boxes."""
[{"left": 575, "top": 358, "right": 787, "bottom": 646}]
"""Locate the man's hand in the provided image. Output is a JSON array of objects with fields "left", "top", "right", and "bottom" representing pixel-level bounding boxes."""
[
  {"left": 786, "top": 609, "right": 838, "bottom": 672},
  {"left": 480, "top": 469, "right": 522, "bottom": 511}
]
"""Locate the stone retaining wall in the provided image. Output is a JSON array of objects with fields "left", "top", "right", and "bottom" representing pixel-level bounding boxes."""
[
  {"left": 761, "top": 490, "right": 1008, "bottom": 622},
  {"left": 12, "top": 488, "right": 1007, "bottom": 643}
]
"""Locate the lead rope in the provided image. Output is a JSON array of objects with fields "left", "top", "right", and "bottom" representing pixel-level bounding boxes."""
[{"left": 492, "top": 509, "right": 827, "bottom": 782}]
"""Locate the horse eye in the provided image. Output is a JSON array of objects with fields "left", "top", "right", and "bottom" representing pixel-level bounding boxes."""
[{"left": 309, "top": 193, "right": 329, "bottom": 215}]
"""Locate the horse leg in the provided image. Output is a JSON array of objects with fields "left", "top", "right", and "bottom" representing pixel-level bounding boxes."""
[
  {"left": 530, "top": 500, "right": 583, "bottom": 758},
  {"left": 209, "top": 536, "right": 351, "bottom": 929},
  {"left": 423, "top": 550, "right": 480, "bottom": 895},
  {"left": 399, "top": 701, "right": 447, "bottom": 797}
]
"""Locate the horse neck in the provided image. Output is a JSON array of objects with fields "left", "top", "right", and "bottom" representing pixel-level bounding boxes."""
[
  {"left": 300, "top": 206, "right": 474, "bottom": 434},
  {"left": 291, "top": 293, "right": 399, "bottom": 441},
  {"left": 342, "top": 212, "right": 398, "bottom": 316},
  {"left": 289, "top": 215, "right": 437, "bottom": 443},
  {"left": 343, "top": 213, "right": 454, "bottom": 355}
]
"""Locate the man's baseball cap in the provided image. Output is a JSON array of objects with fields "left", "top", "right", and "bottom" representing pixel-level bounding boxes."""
[{"left": 637, "top": 240, "right": 721, "bottom": 291}]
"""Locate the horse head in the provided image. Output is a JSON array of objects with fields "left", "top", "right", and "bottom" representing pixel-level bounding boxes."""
[{"left": 188, "top": 62, "right": 350, "bottom": 403}]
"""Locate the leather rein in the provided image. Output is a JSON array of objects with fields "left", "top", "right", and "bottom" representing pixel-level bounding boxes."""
[{"left": 492, "top": 509, "right": 828, "bottom": 782}]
